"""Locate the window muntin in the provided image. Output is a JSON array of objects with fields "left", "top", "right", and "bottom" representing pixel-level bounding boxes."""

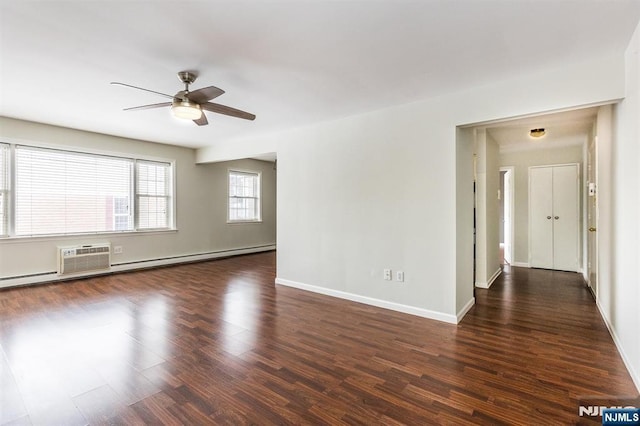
[
  {"left": 228, "top": 170, "right": 261, "bottom": 222},
  {"left": 136, "top": 160, "right": 172, "bottom": 230},
  {"left": 113, "top": 195, "right": 132, "bottom": 231}
]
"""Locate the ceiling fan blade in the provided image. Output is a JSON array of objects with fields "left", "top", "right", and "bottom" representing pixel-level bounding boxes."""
[
  {"left": 201, "top": 102, "right": 256, "bottom": 121},
  {"left": 111, "top": 82, "right": 175, "bottom": 100},
  {"left": 193, "top": 114, "right": 208, "bottom": 126},
  {"left": 187, "top": 86, "right": 225, "bottom": 104},
  {"left": 123, "top": 102, "right": 172, "bottom": 111}
]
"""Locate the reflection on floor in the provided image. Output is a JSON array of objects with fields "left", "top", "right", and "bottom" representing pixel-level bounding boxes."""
[
  {"left": 1, "top": 252, "right": 637, "bottom": 424},
  {"left": 499, "top": 242, "right": 509, "bottom": 265}
]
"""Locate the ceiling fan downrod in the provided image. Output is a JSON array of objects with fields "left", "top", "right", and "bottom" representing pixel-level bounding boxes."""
[{"left": 177, "top": 71, "right": 197, "bottom": 94}]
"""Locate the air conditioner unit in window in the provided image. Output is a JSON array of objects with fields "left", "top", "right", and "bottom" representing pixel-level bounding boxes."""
[{"left": 58, "top": 244, "right": 111, "bottom": 276}]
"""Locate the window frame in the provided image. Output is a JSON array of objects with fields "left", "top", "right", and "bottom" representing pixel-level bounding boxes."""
[
  {"left": 227, "top": 169, "right": 262, "bottom": 223},
  {"left": 135, "top": 160, "right": 174, "bottom": 231},
  {"left": 0, "top": 140, "right": 176, "bottom": 239}
]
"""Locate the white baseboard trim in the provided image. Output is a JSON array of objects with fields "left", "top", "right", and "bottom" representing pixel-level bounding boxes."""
[
  {"left": 275, "top": 277, "right": 458, "bottom": 324},
  {"left": 456, "top": 297, "right": 475, "bottom": 323},
  {"left": 511, "top": 262, "right": 530, "bottom": 268},
  {"left": 0, "top": 245, "right": 276, "bottom": 289},
  {"left": 111, "top": 245, "right": 276, "bottom": 272},
  {"left": 475, "top": 267, "right": 502, "bottom": 289},
  {"left": 596, "top": 300, "right": 640, "bottom": 393}
]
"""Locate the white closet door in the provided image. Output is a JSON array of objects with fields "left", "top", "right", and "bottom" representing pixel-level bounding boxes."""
[
  {"left": 552, "top": 165, "right": 579, "bottom": 271},
  {"left": 530, "top": 167, "right": 554, "bottom": 269}
]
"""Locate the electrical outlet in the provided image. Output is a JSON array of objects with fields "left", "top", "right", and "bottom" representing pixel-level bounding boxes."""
[
  {"left": 113, "top": 246, "right": 123, "bottom": 254},
  {"left": 383, "top": 269, "right": 392, "bottom": 281},
  {"left": 396, "top": 271, "right": 404, "bottom": 282}
]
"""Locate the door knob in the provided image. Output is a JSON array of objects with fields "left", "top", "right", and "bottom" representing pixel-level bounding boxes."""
[
  {"left": 589, "top": 227, "right": 597, "bottom": 232},
  {"left": 547, "top": 216, "right": 552, "bottom": 219},
  {"left": 554, "top": 216, "right": 559, "bottom": 220}
]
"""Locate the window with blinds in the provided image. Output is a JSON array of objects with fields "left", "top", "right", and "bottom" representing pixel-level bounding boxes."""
[
  {"left": 0, "top": 144, "right": 175, "bottom": 238},
  {"left": 228, "top": 170, "right": 261, "bottom": 222},
  {"left": 136, "top": 161, "right": 172, "bottom": 230},
  {"left": 0, "top": 144, "right": 9, "bottom": 237},
  {"left": 15, "top": 146, "right": 134, "bottom": 236}
]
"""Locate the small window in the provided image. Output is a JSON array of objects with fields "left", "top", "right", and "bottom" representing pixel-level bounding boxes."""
[
  {"left": 136, "top": 160, "right": 172, "bottom": 230},
  {"left": 228, "top": 170, "right": 261, "bottom": 222}
]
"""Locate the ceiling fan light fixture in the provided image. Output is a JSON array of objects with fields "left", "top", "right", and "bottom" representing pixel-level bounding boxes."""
[
  {"left": 530, "top": 128, "right": 546, "bottom": 138},
  {"left": 171, "top": 99, "right": 202, "bottom": 120}
]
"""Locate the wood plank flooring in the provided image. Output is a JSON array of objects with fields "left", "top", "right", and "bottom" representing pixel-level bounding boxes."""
[{"left": 1, "top": 252, "right": 638, "bottom": 425}]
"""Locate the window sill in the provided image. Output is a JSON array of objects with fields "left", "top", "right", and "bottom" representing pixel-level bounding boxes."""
[
  {"left": 0, "top": 229, "right": 178, "bottom": 243},
  {"left": 226, "top": 220, "right": 263, "bottom": 225}
]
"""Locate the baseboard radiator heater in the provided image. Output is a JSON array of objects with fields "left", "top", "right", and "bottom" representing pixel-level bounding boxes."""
[{"left": 58, "top": 244, "right": 111, "bottom": 276}]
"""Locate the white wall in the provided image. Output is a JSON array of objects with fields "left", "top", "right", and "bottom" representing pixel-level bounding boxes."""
[
  {"left": 597, "top": 104, "right": 615, "bottom": 342},
  {"left": 275, "top": 106, "right": 459, "bottom": 323},
  {"left": 475, "top": 129, "right": 488, "bottom": 285},
  {"left": 603, "top": 19, "right": 640, "bottom": 390},
  {"left": 0, "top": 118, "right": 276, "bottom": 284},
  {"left": 197, "top": 133, "right": 278, "bottom": 164},
  {"left": 475, "top": 129, "right": 501, "bottom": 287},
  {"left": 206, "top": 53, "right": 625, "bottom": 324},
  {"left": 499, "top": 171, "right": 505, "bottom": 244},
  {"left": 456, "top": 127, "right": 474, "bottom": 317},
  {"left": 582, "top": 129, "right": 593, "bottom": 280},
  {"left": 499, "top": 145, "right": 584, "bottom": 266}
]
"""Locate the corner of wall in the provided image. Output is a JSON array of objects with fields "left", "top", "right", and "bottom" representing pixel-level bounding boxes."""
[{"left": 456, "top": 297, "right": 475, "bottom": 324}]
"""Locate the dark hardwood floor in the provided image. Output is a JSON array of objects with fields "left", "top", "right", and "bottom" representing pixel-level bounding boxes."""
[{"left": 1, "top": 252, "right": 637, "bottom": 425}]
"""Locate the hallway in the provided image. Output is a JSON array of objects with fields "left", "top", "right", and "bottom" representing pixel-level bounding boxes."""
[{"left": 465, "top": 266, "right": 639, "bottom": 423}]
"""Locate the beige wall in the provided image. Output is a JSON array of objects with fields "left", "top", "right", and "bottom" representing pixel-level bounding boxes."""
[
  {"left": 0, "top": 117, "right": 276, "bottom": 281},
  {"left": 499, "top": 145, "right": 584, "bottom": 266},
  {"left": 201, "top": 158, "right": 277, "bottom": 250}
]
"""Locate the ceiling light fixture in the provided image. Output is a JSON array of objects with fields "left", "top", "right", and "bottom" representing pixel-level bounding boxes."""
[
  {"left": 530, "top": 128, "right": 546, "bottom": 138},
  {"left": 171, "top": 99, "right": 202, "bottom": 120}
]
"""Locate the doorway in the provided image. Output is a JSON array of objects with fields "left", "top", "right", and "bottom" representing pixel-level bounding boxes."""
[
  {"left": 464, "top": 106, "right": 600, "bottom": 281},
  {"left": 456, "top": 104, "right": 617, "bottom": 329}
]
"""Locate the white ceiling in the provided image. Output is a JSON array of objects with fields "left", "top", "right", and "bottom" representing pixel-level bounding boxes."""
[
  {"left": 1, "top": 1, "right": 639, "bottom": 150},
  {"left": 486, "top": 106, "right": 599, "bottom": 153}
]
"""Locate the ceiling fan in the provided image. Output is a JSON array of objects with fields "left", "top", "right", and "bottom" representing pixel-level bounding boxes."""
[{"left": 111, "top": 71, "right": 256, "bottom": 126}]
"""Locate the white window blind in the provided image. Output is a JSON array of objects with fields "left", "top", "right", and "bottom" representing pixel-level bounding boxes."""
[
  {"left": 0, "top": 143, "right": 9, "bottom": 237},
  {"left": 15, "top": 146, "right": 133, "bottom": 236},
  {"left": 136, "top": 160, "right": 171, "bottom": 230},
  {"left": 228, "top": 170, "right": 261, "bottom": 222}
]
